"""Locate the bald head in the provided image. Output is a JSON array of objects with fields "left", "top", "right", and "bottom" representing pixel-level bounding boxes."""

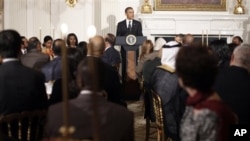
[
  {"left": 87, "top": 35, "right": 105, "bottom": 57},
  {"left": 231, "top": 44, "right": 250, "bottom": 72},
  {"left": 183, "top": 34, "right": 194, "bottom": 46}
]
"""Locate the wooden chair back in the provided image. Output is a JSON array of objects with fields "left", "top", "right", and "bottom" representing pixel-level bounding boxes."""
[
  {"left": 0, "top": 110, "right": 47, "bottom": 141},
  {"left": 151, "top": 90, "right": 165, "bottom": 141}
]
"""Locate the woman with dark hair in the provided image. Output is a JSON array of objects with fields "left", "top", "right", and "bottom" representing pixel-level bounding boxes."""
[
  {"left": 175, "top": 46, "right": 237, "bottom": 141},
  {"left": 42, "top": 35, "right": 53, "bottom": 60},
  {"left": 66, "top": 33, "right": 78, "bottom": 48},
  {"left": 77, "top": 41, "right": 88, "bottom": 58},
  {"left": 209, "top": 39, "right": 230, "bottom": 68}
]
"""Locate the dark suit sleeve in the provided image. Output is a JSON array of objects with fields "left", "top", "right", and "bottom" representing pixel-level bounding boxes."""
[
  {"left": 136, "top": 21, "right": 143, "bottom": 36},
  {"left": 116, "top": 22, "right": 122, "bottom": 36}
]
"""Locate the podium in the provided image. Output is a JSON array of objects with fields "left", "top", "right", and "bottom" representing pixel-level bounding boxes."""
[{"left": 115, "top": 35, "right": 147, "bottom": 100}]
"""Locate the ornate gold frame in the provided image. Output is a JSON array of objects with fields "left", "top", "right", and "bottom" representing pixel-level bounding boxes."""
[{"left": 154, "top": 0, "right": 226, "bottom": 11}]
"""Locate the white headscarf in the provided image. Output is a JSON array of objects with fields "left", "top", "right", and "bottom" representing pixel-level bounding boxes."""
[
  {"left": 154, "top": 37, "right": 167, "bottom": 51},
  {"left": 161, "top": 41, "right": 181, "bottom": 70}
]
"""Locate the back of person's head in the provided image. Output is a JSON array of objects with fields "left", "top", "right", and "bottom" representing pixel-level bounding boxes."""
[
  {"left": 52, "top": 39, "right": 65, "bottom": 56},
  {"left": 77, "top": 41, "right": 88, "bottom": 57},
  {"left": 27, "top": 37, "right": 41, "bottom": 52},
  {"left": 209, "top": 39, "right": 230, "bottom": 67},
  {"left": 66, "top": 33, "right": 78, "bottom": 47},
  {"left": 176, "top": 46, "right": 218, "bottom": 93},
  {"left": 231, "top": 44, "right": 250, "bottom": 72},
  {"left": 139, "top": 39, "right": 154, "bottom": 60},
  {"left": 43, "top": 35, "right": 53, "bottom": 47},
  {"left": 175, "top": 33, "right": 184, "bottom": 44},
  {"left": 76, "top": 57, "right": 105, "bottom": 91},
  {"left": 161, "top": 41, "right": 181, "bottom": 69},
  {"left": 87, "top": 35, "right": 105, "bottom": 57},
  {"left": 154, "top": 37, "right": 166, "bottom": 51},
  {"left": 0, "top": 29, "right": 21, "bottom": 58},
  {"left": 183, "top": 34, "right": 194, "bottom": 46},
  {"left": 104, "top": 33, "right": 116, "bottom": 46}
]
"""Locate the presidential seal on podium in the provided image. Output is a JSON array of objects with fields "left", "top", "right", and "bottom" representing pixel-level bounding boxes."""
[{"left": 126, "top": 34, "right": 137, "bottom": 46}]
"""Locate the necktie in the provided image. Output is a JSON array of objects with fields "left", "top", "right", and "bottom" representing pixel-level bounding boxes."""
[{"left": 128, "top": 21, "right": 132, "bottom": 31}]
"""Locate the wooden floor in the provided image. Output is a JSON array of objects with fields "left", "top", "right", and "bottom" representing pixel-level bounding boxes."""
[{"left": 127, "top": 100, "right": 156, "bottom": 141}]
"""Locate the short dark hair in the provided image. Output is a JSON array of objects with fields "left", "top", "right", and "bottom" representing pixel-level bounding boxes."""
[
  {"left": 233, "top": 36, "right": 243, "bottom": 43},
  {"left": 27, "top": 37, "right": 40, "bottom": 51},
  {"left": 52, "top": 39, "right": 64, "bottom": 56},
  {"left": 176, "top": 46, "right": 218, "bottom": 93},
  {"left": 104, "top": 33, "right": 116, "bottom": 46},
  {"left": 0, "top": 29, "right": 21, "bottom": 58},
  {"left": 125, "top": 7, "right": 133, "bottom": 13}
]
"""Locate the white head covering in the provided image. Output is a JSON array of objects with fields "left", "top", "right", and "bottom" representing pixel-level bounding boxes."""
[
  {"left": 154, "top": 37, "right": 167, "bottom": 51},
  {"left": 161, "top": 41, "right": 181, "bottom": 70}
]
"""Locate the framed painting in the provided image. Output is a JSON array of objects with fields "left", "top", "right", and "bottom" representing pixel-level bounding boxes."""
[{"left": 154, "top": 0, "right": 226, "bottom": 11}]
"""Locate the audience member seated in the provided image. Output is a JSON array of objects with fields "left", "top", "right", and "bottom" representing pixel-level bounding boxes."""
[
  {"left": 209, "top": 39, "right": 230, "bottom": 68},
  {"left": 135, "top": 39, "right": 154, "bottom": 79},
  {"left": 182, "top": 33, "right": 194, "bottom": 47},
  {"left": 42, "top": 35, "right": 54, "bottom": 60},
  {"left": 20, "top": 36, "right": 28, "bottom": 55},
  {"left": 0, "top": 29, "right": 48, "bottom": 115},
  {"left": 41, "top": 39, "right": 64, "bottom": 82},
  {"left": 20, "top": 36, "right": 50, "bottom": 70},
  {"left": 232, "top": 36, "right": 243, "bottom": 46},
  {"left": 102, "top": 33, "right": 121, "bottom": 71},
  {"left": 144, "top": 37, "right": 166, "bottom": 62},
  {"left": 150, "top": 41, "right": 186, "bottom": 140},
  {"left": 176, "top": 46, "right": 237, "bottom": 141},
  {"left": 214, "top": 44, "right": 250, "bottom": 124},
  {"left": 66, "top": 33, "right": 78, "bottom": 48},
  {"left": 48, "top": 48, "right": 82, "bottom": 106},
  {"left": 88, "top": 35, "right": 125, "bottom": 107},
  {"left": 44, "top": 57, "right": 134, "bottom": 141},
  {"left": 77, "top": 41, "right": 88, "bottom": 58}
]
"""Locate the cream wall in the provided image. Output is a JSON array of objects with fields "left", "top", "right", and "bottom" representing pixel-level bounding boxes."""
[{"left": 3, "top": 0, "right": 250, "bottom": 43}]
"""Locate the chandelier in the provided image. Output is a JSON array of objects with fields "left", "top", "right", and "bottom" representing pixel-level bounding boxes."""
[{"left": 65, "top": 0, "right": 78, "bottom": 7}]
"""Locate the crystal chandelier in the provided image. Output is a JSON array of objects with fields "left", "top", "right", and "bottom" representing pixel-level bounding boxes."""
[{"left": 65, "top": 0, "right": 77, "bottom": 7}]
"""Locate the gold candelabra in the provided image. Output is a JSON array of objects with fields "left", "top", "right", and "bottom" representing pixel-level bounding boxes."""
[
  {"left": 141, "top": 0, "right": 152, "bottom": 14},
  {"left": 65, "top": 0, "right": 77, "bottom": 8},
  {"left": 234, "top": 0, "right": 245, "bottom": 14}
]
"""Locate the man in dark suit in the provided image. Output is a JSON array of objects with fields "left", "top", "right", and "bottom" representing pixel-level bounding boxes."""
[
  {"left": 116, "top": 7, "right": 143, "bottom": 100},
  {"left": 0, "top": 29, "right": 48, "bottom": 115},
  {"left": 214, "top": 44, "right": 250, "bottom": 124},
  {"left": 20, "top": 37, "right": 49, "bottom": 70},
  {"left": 41, "top": 39, "right": 64, "bottom": 82},
  {"left": 102, "top": 33, "right": 121, "bottom": 71},
  {"left": 45, "top": 57, "right": 134, "bottom": 141}
]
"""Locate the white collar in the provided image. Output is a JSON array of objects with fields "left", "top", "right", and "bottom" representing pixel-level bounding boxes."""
[
  {"left": 80, "top": 90, "right": 92, "bottom": 95},
  {"left": 105, "top": 46, "right": 111, "bottom": 51},
  {"left": 2, "top": 58, "right": 18, "bottom": 63}
]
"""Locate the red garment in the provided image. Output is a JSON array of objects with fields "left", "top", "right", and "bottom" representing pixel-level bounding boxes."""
[{"left": 187, "top": 91, "right": 237, "bottom": 141}]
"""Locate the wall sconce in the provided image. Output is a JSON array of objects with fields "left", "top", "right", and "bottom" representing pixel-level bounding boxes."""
[{"left": 65, "top": 0, "right": 78, "bottom": 7}]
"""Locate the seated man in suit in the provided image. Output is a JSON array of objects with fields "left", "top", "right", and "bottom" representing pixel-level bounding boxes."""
[
  {"left": 0, "top": 29, "right": 48, "bottom": 115},
  {"left": 41, "top": 39, "right": 64, "bottom": 82},
  {"left": 45, "top": 57, "right": 134, "bottom": 141},
  {"left": 88, "top": 35, "right": 125, "bottom": 106},
  {"left": 20, "top": 36, "right": 50, "bottom": 70},
  {"left": 214, "top": 44, "right": 250, "bottom": 124},
  {"left": 102, "top": 33, "right": 121, "bottom": 71}
]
